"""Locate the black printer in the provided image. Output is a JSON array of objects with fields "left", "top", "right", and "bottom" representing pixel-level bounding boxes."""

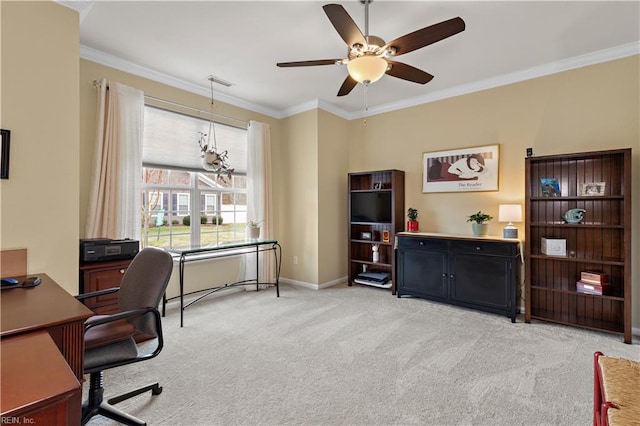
[{"left": 80, "top": 238, "right": 140, "bottom": 263}]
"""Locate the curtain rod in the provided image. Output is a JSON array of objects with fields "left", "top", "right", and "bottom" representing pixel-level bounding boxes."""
[
  {"left": 92, "top": 80, "right": 249, "bottom": 127},
  {"left": 144, "top": 94, "right": 249, "bottom": 127}
]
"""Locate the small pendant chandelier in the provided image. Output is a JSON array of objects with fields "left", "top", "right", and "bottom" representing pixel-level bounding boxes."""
[{"left": 198, "top": 77, "right": 234, "bottom": 181}]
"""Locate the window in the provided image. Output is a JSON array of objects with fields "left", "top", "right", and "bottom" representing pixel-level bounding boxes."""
[
  {"left": 140, "top": 106, "right": 248, "bottom": 249},
  {"left": 177, "top": 193, "right": 190, "bottom": 216},
  {"left": 204, "top": 194, "right": 217, "bottom": 215}
]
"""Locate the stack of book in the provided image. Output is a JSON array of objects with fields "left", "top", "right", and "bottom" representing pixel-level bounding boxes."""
[{"left": 576, "top": 271, "right": 610, "bottom": 295}]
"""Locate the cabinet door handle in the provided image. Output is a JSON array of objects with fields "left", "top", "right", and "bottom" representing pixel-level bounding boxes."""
[
  {"left": 475, "top": 246, "right": 482, "bottom": 251},
  {"left": 442, "top": 273, "right": 448, "bottom": 278},
  {"left": 119, "top": 269, "right": 126, "bottom": 274},
  {"left": 419, "top": 242, "right": 424, "bottom": 246}
]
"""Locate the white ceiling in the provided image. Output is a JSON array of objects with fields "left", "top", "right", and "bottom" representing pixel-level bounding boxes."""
[{"left": 62, "top": 1, "right": 640, "bottom": 119}]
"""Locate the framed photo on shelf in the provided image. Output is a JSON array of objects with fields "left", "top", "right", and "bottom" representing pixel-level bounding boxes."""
[
  {"left": 1, "top": 129, "right": 10, "bottom": 179},
  {"left": 360, "top": 231, "right": 372, "bottom": 241},
  {"left": 581, "top": 182, "right": 606, "bottom": 196},
  {"left": 382, "top": 230, "right": 390, "bottom": 243},
  {"left": 422, "top": 144, "right": 499, "bottom": 193},
  {"left": 540, "top": 178, "right": 561, "bottom": 197}
]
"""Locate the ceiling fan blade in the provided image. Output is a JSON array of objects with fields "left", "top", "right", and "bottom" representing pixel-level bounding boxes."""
[
  {"left": 323, "top": 4, "right": 366, "bottom": 48},
  {"left": 385, "top": 60, "right": 434, "bottom": 84},
  {"left": 337, "top": 75, "right": 358, "bottom": 96},
  {"left": 383, "top": 17, "right": 465, "bottom": 57},
  {"left": 277, "top": 59, "right": 340, "bottom": 67}
]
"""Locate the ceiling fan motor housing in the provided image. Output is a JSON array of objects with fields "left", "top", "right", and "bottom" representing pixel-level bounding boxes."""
[{"left": 349, "top": 35, "right": 387, "bottom": 58}]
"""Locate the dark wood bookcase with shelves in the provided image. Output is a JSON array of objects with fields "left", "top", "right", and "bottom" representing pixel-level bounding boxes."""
[
  {"left": 525, "top": 148, "right": 631, "bottom": 343},
  {"left": 348, "top": 170, "right": 405, "bottom": 294}
]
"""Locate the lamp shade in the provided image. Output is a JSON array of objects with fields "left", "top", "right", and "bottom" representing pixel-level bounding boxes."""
[
  {"left": 498, "top": 204, "right": 523, "bottom": 223},
  {"left": 347, "top": 56, "right": 387, "bottom": 84},
  {"left": 498, "top": 204, "right": 522, "bottom": 238}
]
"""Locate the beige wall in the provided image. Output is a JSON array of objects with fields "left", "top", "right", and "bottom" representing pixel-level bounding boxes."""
[
  {"left": 349, "top": 55, "right": 640, "bottom": 327},
  {"left": 279, "top": 110, "right": 319, "bottom": 284},
  {"left": 317, "top": 109, "right": 349, "bottom": 285},
  {"left": 0, "top": 1, "right": 80, "bottom": 294},
  {"left": 275, "top": 109, "right": 350, "bottom": 287}
]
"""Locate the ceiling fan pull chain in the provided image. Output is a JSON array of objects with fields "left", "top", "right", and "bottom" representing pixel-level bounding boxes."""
[{"left": 364, "top": 82, "right": 370, "bottom": 113}]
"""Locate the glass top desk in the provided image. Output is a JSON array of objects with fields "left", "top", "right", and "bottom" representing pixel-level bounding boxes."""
[{"left": 166, "top": 240, "right": 281, "bottom": 327}]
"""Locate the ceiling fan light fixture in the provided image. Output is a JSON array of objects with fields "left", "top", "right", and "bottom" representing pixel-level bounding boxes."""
[{"left": 347, "top": 55, "right": 387, "bottom": 84}]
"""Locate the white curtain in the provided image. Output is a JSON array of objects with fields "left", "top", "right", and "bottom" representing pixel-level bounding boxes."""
[
  {"left": 244, "top": 121, "right": 274, "bottom": 288},
  {"left": 85, "top": 78, "right": 144, "bottom": 240}
]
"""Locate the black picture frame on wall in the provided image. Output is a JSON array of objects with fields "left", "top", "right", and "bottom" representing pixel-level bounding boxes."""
[{"left": 1, "top": 129, "right": 10, "bottom": 179}]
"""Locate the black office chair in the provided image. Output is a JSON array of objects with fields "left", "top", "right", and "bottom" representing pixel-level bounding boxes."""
[{"left": 77, "top": 247, "right": 173, "bottom": 426}]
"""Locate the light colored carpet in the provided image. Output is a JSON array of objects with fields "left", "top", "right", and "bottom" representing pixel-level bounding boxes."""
[{"left": 86, "top": 283, "right": 638, "bottom": 425}]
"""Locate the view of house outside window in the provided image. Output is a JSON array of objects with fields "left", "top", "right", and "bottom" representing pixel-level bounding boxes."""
[{"left": 140, "top": 106, "right": 248, "bottom": 249}]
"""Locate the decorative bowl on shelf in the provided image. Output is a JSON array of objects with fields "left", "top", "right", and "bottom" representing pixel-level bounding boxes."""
[{"left": 562, "top": 208, "right": 586, "bottom": 224}]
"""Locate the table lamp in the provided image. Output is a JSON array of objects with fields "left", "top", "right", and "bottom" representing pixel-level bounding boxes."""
[{"left": 498, "top": 204, "right": 522, "bottom": 238}]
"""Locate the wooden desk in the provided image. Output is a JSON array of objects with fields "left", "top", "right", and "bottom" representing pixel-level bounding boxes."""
[
  {"left": 1, "top": 274, "right": 93, "bottom": 379},
  {"left": 1, "top": 274, "right": 92, "bottom": 426},
  {"left": 1, "top": 331, "right": 81, "bottom": 425}
]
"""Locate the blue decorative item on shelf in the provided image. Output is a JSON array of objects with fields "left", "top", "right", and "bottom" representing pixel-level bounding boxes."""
[{"left": 563, "top": 208, "right": 586, "bottom": 224}]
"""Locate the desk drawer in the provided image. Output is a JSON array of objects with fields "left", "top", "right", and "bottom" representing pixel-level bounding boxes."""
[
  {"left": 397, "top": 237, "right": 447, "bottom": 251},
  {"left": 450, "top": 240, "right": 516, "bottom": 257}
]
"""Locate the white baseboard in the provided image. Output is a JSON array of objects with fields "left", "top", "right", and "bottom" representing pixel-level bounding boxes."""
[{"left": 279, "top": 276, "right": 347, "bottom": 290}]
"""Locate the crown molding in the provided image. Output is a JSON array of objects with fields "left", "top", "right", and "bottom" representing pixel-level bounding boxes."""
[
  {"left": 279, "top": 99, "right": 353, "bottom": 120},
  {"left": 347, "top": 41, "right": 640, "bottom": 120},
  {"left": 80, "top": 45, "right": 283, "bottom": 119},
  {"left": 81, "top": 41, "right": 639, "bottom": 122}
]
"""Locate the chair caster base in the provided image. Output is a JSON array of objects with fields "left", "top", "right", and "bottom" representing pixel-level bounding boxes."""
[{"left": 82, "top": 379, "right": 162, "bottom": 426}]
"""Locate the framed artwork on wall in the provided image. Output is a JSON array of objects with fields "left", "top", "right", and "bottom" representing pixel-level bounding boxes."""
[
  {"left": 422, "top": 144, "right": 499, "bottom": 193},
  {"left": 1, "top": 129, "right": 10, "bottom": 179}
]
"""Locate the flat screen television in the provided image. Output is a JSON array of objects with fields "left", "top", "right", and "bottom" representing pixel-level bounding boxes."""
[{"left": 350, "top": 191, "right": 392, "bottom": 223}]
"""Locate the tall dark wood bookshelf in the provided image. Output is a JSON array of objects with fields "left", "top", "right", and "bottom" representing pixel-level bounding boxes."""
[
  {"left": 524, "top": 148, "right": 632, "bottom": 343},
  {"left": 348, "top": 170, "right": 404, "bottom": 294}
]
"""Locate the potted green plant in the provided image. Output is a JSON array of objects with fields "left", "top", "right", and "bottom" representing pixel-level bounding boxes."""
[
  {"left": 247, "top": 220, "right": 262, "bottom": 240},
  {"left": 467, "top": 211, "right": 493, "bottom": 237},
  {"left": 407, "top": 208, "right": 419, "bottom": 232}
]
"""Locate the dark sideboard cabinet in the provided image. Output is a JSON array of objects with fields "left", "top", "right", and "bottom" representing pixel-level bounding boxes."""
[{"left": 396, "top": 233, "right": 521, "bottom": 322}]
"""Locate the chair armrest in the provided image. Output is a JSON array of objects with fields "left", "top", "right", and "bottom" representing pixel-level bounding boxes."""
[
  {"left": 85, "top": 306, "right": 158, "bottom": 328},
  {"left": 76, "top": 286, "right": 120, "bottom": 300}
]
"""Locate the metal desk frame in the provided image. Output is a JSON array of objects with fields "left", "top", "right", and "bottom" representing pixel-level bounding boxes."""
[{"left": 165, "top": 240, "right": 281, "bottom": 327}]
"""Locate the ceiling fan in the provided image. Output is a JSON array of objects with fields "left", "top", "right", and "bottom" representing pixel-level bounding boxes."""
[{"left": 276, "top": 1, "right": 465, "bottom": 97}]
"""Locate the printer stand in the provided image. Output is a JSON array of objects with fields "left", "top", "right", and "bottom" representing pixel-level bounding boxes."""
[{"left": 79, "top": 259, "right": 132, "bottom": 315}]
